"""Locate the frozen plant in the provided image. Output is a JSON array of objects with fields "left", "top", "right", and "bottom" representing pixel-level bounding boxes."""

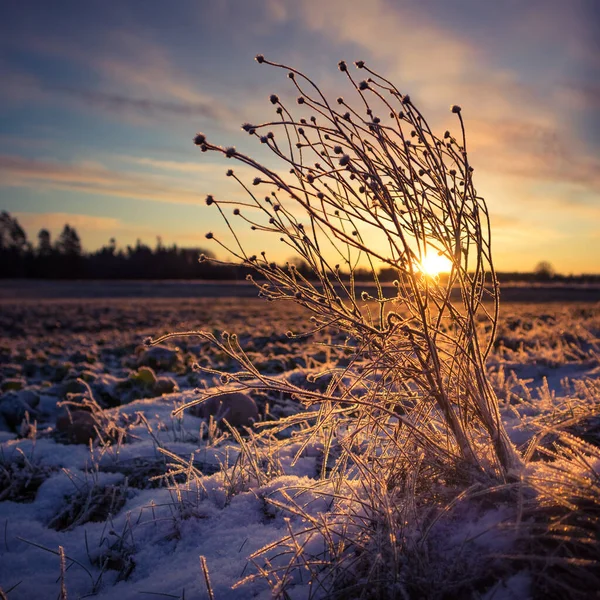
[
  {"left": 149, "top": 56, "right": 535, "bottom": 598},
  {"left": 182, "top": 56, "right": 521, "bottom": 478}
]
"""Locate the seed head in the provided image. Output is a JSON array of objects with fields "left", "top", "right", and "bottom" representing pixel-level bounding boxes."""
[
  {"left": 205, "top": 195, "right": 214, "bottom": 206},
  {"left": 253, "top": 177, "right": 261, "bottom": 185},
  {"left": 255, "top": 54, "right": 265, "bottom": 64},
  {"left": 339, "top": 155, "right": 350, "bottom": 166},
  {"left": 233, "top": 208, "right": 240, "bottom": 215},
  {"left": 401, "top": 95, "right": 411, "bottom": 105},
  {"left": 337, "top": 97, "right": 344, "bottom": 105},
  {"left": 359, "top": 80, "right": 369, "bottom": 91},
  {"left": 193, "top": 132, "right": 206, "bottom": 146},
  {"left": 334, "top": 145, "right": 343, "bottom": 154},
  {"left": 270, "top": 94, "right": 279, "bottom": 104},
  {"left": 451, "top": 104, "right": 462, "bottom": 114},
  {"left": 225, "top": 147, "right": 236, "bottom": 158},
  {"left": 297, "top": 96, "right": 305, "bottom": 104},
  {"left": 338, "top": 60, "right": 347, "bottom": 72},
  {"left": 260, "top": 136, "right": 268, "bottom": 143},
  {"left": 355, "top": 60, "right": 365, "bottom": 68},
  {"left": 226, "top": 169, "right": 234, "bottom": 176},
  {"left": 205, "top": 232, "right": 213, "bottom": 239}
]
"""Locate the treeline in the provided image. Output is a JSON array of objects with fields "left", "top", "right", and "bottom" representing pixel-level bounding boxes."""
[
  {"left": 0, "top": 211, "right": 239, "bottom": 280},
  {"left": 1, "top": 211, "right": 599, "bottom": 283}
]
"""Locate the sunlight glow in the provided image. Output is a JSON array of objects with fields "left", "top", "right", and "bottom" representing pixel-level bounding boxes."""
[{"left": 418, "top": 252, "right": 453, "bottom": 277}]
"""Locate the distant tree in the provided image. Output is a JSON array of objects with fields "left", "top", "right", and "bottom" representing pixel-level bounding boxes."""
[
  {"left": 37, "top": 229, "right": 52, "bottom": 256},
  {"left": 534, "top": 260, "right": 555, "bottom": 281},
  {"left": 0, "top": 211, "right": 28, "bottom": 252},
  {"left": 55, "top": 224, "right": 82, "bottom": 256}
]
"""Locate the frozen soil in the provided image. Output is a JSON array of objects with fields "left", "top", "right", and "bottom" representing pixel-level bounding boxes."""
[{"left": 0, "top": 297, "right": 599, "bottom": 599}]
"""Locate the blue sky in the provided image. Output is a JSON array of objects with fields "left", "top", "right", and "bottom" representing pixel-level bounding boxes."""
[{"left": 1, "top": 0, "right": 599, "bottom": 273}]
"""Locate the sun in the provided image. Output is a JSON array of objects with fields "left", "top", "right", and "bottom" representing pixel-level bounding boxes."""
[{"left": 418, "top": 252, "right": 453, "bottom": 277}]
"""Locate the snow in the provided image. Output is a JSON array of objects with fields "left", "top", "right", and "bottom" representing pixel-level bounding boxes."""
[{"left": 1, "top": 294, "right": 599, "bottom": 598}]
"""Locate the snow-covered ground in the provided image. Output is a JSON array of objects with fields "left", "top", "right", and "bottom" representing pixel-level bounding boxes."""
[{"left": 0, "top": 295, "right": 598, "bottom": 599}]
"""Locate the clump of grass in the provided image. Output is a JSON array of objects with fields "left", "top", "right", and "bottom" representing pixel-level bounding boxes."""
[
  {"left": 49, "top": 476, "right": 130, "bottom": 532},
  {"left": 0, "top": 448, "right": 54, "bottom": 502},
  {"left": 56, "top": 379, "right": 132, "bottom": 448}
]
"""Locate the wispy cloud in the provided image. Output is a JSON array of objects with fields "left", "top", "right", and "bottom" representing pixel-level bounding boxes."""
[
  {"left": 468, "top": 118, "right": 600, "bottom": 193},
  {"left": 265, "top": 0, "right": 472, "bottom": 84},
  {"left": 13, "top": 211, "right": 122, "bottom": 232},
  {"left": 0, "top": 153, "right": 271, "bottom": 206},
  {"left": 1, "top": 32, "right": 240, "bottom": 128},
  {"left": 47, "top": 86, "right": 234, "bottom": 123},
  {"left": 0, "top": 72, "right": 236, "bottom": 127},
  {"left": 0, "top": 154, "right": 203, "bottom": 205}
]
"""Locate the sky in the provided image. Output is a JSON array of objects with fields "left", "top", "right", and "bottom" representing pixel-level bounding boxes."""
[{"left": 0, "top": 0, "right": 599, "bottom": 274}]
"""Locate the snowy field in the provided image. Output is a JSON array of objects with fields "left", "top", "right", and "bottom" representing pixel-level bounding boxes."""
[{"left": 0, "top": 285, "right": 599, "bottom": 599}]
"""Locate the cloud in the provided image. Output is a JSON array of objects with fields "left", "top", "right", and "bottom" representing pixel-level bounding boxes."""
[
  {"left": 0, "top": 153, "right": 278, "bottom": 207},
  {"left": 467, "top": 117, "right": 600, "bottom": 193},
  {"left": 0, "top": 154, "right": 203, "bottom": 205},
  {"left": 0, "top": 71, "right": 237, "bottom": 127},
  {"left": 1, "top": 32, "right": 240, "bottom": 128},
  {"left": 46, "top": 86, "right": 236, "bottom": 124},
  {"left": 265, "top": 0, "right": 472, "bottom": 84},
  {"left": 13, "top": 212, "right": 122, "bottom": 232},
  {"left": 122, "top": 156, "right": 219, "bottom": 174}
]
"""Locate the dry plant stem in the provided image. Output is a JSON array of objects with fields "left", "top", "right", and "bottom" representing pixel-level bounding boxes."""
[
  {"left": 199, "top": 555, "right": 215, "bottom": 600},
  {"left": 59, "top": 545, "right": 68, "bottom": 600}
]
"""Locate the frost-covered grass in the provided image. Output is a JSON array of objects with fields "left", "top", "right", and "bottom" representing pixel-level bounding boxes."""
[{"left": 0, "top": 298, "right": 598, "bottom": 598}]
